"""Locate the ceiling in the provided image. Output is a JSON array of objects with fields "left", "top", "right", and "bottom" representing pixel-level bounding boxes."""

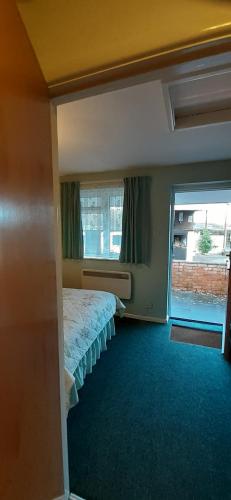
[
  {"left": 16, "top": 1, "right": 231, "bottom": 174},
  {"left": 58, "top": 73, "right": 231, "bottom": 174},
  {"left": 17, "top": 0, "right": 231, "bottom": 84}
]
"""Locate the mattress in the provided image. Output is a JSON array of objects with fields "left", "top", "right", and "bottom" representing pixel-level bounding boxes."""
[{"left": 63, "top": 288, "right": 125, "bottom": 411}]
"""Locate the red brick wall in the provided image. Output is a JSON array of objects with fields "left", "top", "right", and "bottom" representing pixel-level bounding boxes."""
[{"left": 172, "top": 261, "right": 229, "bottom": 296}]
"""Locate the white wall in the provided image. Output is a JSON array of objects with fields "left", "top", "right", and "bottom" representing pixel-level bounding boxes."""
[{"left": 62, "top": 160, "right": 231, "bottom": 321}]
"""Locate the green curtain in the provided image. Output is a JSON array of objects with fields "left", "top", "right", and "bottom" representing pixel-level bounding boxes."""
[
  {"left": 61, "top": 182, "right": 83, "bottom": 259},
  {"left": 119, "top": 176, "right": 151, "bottom": 264}
]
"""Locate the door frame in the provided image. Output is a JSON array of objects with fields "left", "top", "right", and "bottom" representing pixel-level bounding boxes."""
[
  {"left": 224, "top": 251, "right": 231, "bottom": 360},
  {"left": 50, "top": 103, "right": 70, "bottom": 499},
  {"left": 48, "top": 37, "right": 231, "bottom": 100},
  {"left": 168, "top": 180, "right": 231, "bottom": 352},
  {"left": 167, "top": 187, "right": 176, "bottom": 320}
]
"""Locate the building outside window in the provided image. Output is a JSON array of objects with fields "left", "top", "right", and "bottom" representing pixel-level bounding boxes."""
[{"left": 173, "top": 204, "right": 231, "bottom": 263}]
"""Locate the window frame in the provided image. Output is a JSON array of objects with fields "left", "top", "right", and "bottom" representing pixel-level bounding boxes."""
[{"left": 80, "top": 181, "right": 124, "bottom": 261}]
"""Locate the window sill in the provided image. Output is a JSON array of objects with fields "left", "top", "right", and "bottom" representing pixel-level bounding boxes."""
[
  {"left": 83, "top": 257, "right": 120, "bottom": 262},
  {"left": 63, "top": 257, "right": 122, "bottom": 262}
]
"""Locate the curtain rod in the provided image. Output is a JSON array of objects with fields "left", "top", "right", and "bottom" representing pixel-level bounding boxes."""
[{"left": 80, "top": 179, "right": 123, "bottom": 186}]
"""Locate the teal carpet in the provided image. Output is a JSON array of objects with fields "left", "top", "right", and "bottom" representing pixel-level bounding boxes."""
[{"left": 67, "top": 319, "right": 231, "bottom": 500}]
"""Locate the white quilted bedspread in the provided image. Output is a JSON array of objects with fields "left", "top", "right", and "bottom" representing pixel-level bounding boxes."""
[{"left": 63, "top": 288, "right": 125, "bottom": 376}]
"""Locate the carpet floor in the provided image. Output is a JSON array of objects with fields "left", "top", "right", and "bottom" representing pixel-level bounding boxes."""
[
  {"left": 67, "top": 319, "right": 231, "bottom": 500},
  {"left": 171, "top": 325, "right": 222, "bottom": 349}
]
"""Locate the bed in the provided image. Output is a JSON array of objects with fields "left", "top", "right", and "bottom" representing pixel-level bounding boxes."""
[{"left": 63, "top": 287, "right": 125, "bottom": 412}]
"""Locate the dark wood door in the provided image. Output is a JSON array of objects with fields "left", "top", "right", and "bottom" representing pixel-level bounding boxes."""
[
  {"left": 224, "top": 253, "right": 231, "bottom": 361},
  {"left": 0, "top": 2, "right": 63, "bottom": 499}
]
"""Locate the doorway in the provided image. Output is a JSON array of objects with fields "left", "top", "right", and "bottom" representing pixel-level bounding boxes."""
[
  {"left": 53, "top": 61, "right": 231, "bottom": 500},
  {"left": 170, "top": 186, "right": 231, "bottom": 348}
]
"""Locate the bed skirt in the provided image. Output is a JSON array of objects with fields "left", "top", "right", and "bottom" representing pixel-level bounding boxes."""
[{"left": 65, "top": 317, "right": 116, "bottom": 413}]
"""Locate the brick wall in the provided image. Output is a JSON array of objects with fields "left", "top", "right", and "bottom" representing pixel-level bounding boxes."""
[{"left": 172, "top": 261, "right": 229, "bottom": 296}]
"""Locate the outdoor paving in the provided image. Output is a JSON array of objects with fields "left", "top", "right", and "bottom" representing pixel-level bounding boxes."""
[{"left": 171, "top": 290, "right": 226, "bottom": 324}]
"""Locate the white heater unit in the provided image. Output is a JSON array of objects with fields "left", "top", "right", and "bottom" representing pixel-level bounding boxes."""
[{"left": 81, "top": 269, "right": 131, "bottom": 299}]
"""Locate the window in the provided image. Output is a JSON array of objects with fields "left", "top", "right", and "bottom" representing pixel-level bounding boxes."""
[
  {"left": 178, "top": 211, "right": 184, "bottom": 223},
  {"left": 80, "top": 185, "right": 124, "bottom": 259}
]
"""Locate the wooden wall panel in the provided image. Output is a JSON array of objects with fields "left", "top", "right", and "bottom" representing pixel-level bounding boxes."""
[{"left": 0, "top": 2, "right": 63, "bottom": 499}]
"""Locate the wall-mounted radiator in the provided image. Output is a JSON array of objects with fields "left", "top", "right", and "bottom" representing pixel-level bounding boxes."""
[{"left": 81, "top": 269, "right": 131, "bottom": 299}]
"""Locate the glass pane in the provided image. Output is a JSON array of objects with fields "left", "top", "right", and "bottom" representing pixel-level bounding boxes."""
[{"left": 81, "top": 186, "right": 124, "bottom": 259}]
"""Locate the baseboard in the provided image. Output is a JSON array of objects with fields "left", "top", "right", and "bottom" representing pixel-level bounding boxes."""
[{"left": 124, "top": 312, "right": 168, "bottom": 324}]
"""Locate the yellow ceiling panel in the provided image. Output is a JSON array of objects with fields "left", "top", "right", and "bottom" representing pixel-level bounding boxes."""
[{"left": 17, "top": 0, "right": 231, "bottom": 84}]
